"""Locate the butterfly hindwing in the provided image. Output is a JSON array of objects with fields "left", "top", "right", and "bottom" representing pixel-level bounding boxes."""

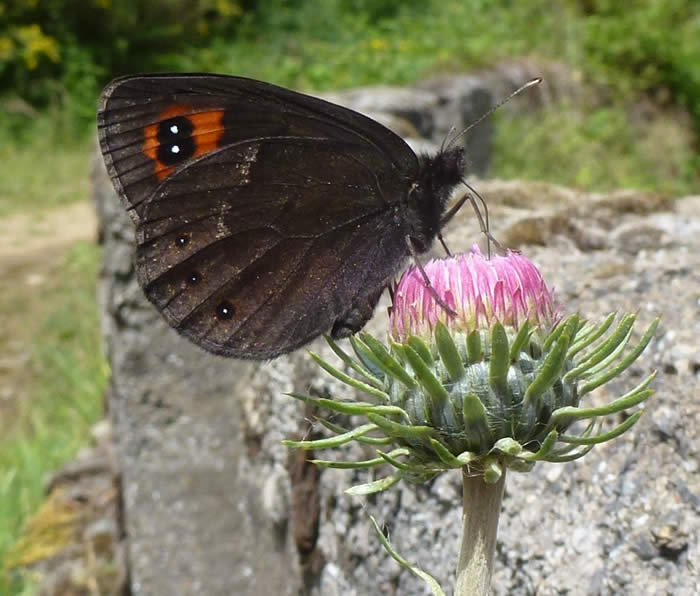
[{"left": 134, "top": 137, "right": 410, "bottom": 357}]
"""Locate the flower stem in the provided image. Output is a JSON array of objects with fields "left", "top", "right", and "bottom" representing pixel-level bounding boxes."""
[{"left": 455, "top": 468, "right": 506, "bottom": 595}]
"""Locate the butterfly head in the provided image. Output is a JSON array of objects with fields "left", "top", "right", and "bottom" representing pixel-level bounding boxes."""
[{"left": 407, "top": 146, "right": 466, "bottom": 252}]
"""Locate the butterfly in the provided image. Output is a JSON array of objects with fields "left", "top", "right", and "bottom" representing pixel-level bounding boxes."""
[{"left": 97, "top": 73, "right": 469, "bottom": 359}]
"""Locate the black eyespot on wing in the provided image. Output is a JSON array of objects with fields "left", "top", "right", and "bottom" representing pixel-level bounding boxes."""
[
  {"left": 142, "top": 106, "right": 226, "bottom": 181},
  {"left": 156, "top": 116, "right": 196, "bottom": 166},
  {"left": 216, "top": 301, "right": 236, "bottom": 320}
]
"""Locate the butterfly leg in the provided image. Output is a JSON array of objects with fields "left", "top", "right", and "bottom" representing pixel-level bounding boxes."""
[
  {"left": 405, "top": 236, "right": 457, "bottom": 317},
  {"left": 330, "top": 285, "right": 386, "bottom": 338},
  {"left": 437, "top": 232, "right": 453, "bottom": 256},
  {"left": 442, "top": 182, "right": 505, "bottom": 256}
]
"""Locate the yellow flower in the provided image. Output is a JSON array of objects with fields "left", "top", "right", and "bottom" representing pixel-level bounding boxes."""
[
  {"left": 370, "top": 38, "right": 388, "bottom": 51},
  {"left": 216, "top": 0, "right": 242, "bottom": 17},
  {"left": 0, "top": 37, "right": 15, "bottom": 61},
  {"left": 14, "top": 24, "right": 60, "bottom": 69}
]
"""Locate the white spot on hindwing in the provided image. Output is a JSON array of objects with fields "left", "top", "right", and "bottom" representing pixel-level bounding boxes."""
[
  {"left": 244, "top": 144, "right": 259, "bottom": 164},
  {"left": 169, "top": 124, "right": 179, "bottom": 134},
  {"left": 235, "top": 144, "right": 260, "bottom": 184},
  {"left": 215, "top": 201, "right": 230, "bottom": 240},
  {"left": 171, "top": 145, "right": 180, "bottom": 154}
]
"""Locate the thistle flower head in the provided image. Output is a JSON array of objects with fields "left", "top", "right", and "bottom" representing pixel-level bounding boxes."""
[
  {"left": 390, "top": 246, "right": 560, "bottom": 342},
  {"left": 286, "top": 248, "right": 658, "bottom": 492}
]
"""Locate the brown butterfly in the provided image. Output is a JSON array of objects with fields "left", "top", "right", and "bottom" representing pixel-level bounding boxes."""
[{"left": 98, "top": 73, "right": 468, "bottom": 359}]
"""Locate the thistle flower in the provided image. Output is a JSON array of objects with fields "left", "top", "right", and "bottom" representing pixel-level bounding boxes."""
[
  {"left": 390, "top": 247, "right": 559, "bottom": 343},
  {"left": 285, "top": 246, "right": 657, "bottom": 595}
]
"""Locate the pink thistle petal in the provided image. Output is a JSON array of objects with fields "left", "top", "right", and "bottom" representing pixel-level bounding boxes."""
[
  {"left": 389, "top": 247, "right": 561, "bottom": 342},
  {"left": 493, "top": 280, "right": 506, "bottom": 323},
  {"left": 474, "top": 295, "right": 488, "bottom": 329}
]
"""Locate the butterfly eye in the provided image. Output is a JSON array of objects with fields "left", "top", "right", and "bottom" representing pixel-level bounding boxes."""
[
  {"left": 216, "top": 301, "right": 236, "bottom": 320},
  {"left": 175, "top": 234, "right": 190, "bottom": 247}
]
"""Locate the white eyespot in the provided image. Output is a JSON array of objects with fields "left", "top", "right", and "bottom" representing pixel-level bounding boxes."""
[
  {"left": 171, "top": 145, "right": 180, "bottom": 154},
  {"left": 170, "top": 124, "right": 179, "bottom": 134}
]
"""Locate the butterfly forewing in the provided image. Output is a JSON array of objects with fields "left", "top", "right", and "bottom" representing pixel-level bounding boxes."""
[{"left": 98, "top": 74, "right": 418, "bottom": 221}]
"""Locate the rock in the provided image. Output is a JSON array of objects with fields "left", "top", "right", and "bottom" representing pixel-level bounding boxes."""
[
  {"left": 417, "top": 74, "right": 494, "bottom": 175},
  {"left": 320, "top": 85, "right": 440, "bottom": 140},
  {"left": 323, "top": 75, "right": 496, "bottom": 176}
]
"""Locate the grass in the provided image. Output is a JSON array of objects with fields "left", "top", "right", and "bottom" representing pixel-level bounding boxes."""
[
  {"left": 0, "top": 138, "right": 90, "bottom": 218},
  {"left": 492, "top": 102, "right": 699, "bottom": 197},
  {"left": 0, "top": 110, "right": 91, "bottom": 217},
  {"left": 168, "top": 2, "right": 576, "bottom": 90},
  {"left": 0, "top": 242, "right": 108, "bottom": 592}
]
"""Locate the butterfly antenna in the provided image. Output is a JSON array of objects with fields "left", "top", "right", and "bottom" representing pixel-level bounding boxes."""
[
  {"left": 446, "top": 77, "right": 542, "bottom": 150},
  {"left": 440, "top": 125, "right": 458, "bottom": 154}
]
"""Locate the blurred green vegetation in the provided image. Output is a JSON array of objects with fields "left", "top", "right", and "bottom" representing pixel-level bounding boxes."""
[
  {"left": 0, "top": 0, "right": 700, "bottom": 124},
  {"left": 0, "top": 1, "right": 698, "bottom": 592},
  {"left": 2, "top": 1, "right": 699, "bottom": 124},
  {"left": 1, "top": 0, "right": 699, "bottom": 201}
]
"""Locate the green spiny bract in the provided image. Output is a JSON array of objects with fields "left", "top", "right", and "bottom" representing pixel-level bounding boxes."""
[{"left": 286, "top": 313, "right": 657, "bottom": 493}]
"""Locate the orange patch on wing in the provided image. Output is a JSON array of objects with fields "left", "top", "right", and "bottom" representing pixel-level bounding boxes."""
[
  {"left": 143, "top": 105, "right": 226, "bottom": 181},
  {"left": 189, "top": 111, "right": 226, "bottom": 156}
]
